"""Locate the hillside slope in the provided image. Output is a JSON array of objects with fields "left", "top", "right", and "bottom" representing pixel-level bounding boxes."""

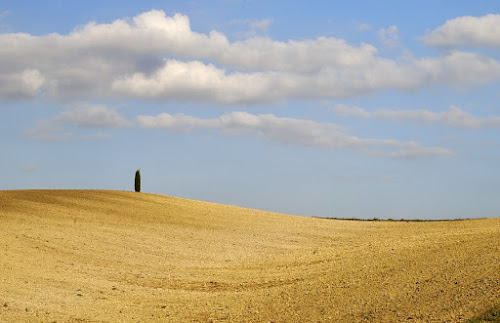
[{"left": 0, "top": 190, "right": 499, "bottom": 322}]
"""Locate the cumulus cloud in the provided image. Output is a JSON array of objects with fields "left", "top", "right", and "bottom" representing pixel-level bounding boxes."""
[
  {"left": 111, "top": 57, "right": 448, "bottom": 103},
  {"left": 220, "top": 37, "right": 378, "bottom": 72},
  {"left": 137, "top": 111, "right": 452, "bottom": 159},
  {"left": 416, "top": 51, "right": 500, "bottom": 85},
  {"left": 1, "top": 10, "right": 499, "bottom": 103},
  {"left": 0, "top": 10, "right": 377, "bottom": 73},
  {"left": 422, "top": 14, "right": 500, "bottom": 48},
  {"left": 333, "top": 104, "right": 500, "bottom": 128},
  {"left": 0, "top": 69, "right": 45, "bottom": 100},
  {"left": 112, "top": 60, "right": 279, "bottom": 104}
]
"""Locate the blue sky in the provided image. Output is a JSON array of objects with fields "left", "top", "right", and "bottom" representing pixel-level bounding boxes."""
[{"left": 1, "top": 1, "right": 499, "bottom": 219}]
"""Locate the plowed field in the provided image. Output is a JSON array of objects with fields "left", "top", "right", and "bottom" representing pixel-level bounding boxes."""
[{"left": 0, "top": 190, "right": 499, "bottom": 322}]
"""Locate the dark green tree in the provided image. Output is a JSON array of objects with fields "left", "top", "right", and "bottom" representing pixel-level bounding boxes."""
[{"left": 135, "top": 169, "right": 141, "bottom": 192}]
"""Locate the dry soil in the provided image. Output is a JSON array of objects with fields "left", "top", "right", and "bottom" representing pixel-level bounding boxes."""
[{"left": 0, "top": 190, "right": 499, "bottom": 322}]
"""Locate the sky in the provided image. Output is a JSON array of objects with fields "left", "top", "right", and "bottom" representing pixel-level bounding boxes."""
[{"left": 1, "top": 0, "right": 499, "bottom": 220}]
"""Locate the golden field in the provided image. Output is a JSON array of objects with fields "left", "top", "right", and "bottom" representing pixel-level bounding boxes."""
[{"left": 0, "top": 190, "right": 499, "bottom": 322}]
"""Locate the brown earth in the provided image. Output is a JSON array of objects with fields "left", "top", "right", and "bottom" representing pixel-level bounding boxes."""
[{"left": 0, "top": 190, "right": 499, "bottom": 322}]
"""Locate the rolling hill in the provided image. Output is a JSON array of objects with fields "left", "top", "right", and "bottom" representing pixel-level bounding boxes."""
[{"left": 0, "top": 190, "right": 499, "bottom": 322}]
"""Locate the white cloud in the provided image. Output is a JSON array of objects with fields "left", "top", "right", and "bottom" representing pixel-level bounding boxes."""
[
  {"left": 378, "top": 25, "right": 399, "bottom": 47},
  {"left": 230, "top": 18, "right": 274, "bottom": 39},
  {"left": 0, "top": 10, "right": 499, "bottom": 103},
  {"left": 333, "top": 104, "right": 500, "bottom": 128},
  {"left": 110, "top": 57, "right": 434, "bottom": 103},
  {"left": 422, "top": 14, "right": 500, "bottom": 48},
  {"left": 56, "top": 103, "right": 131, "bottom": 128},
  {"left": 27, "top": 104, "right": 130, "bottom": 140},
  {"left": 389, "top": 147, "right": 453, "bottom": 160},
  {"left": 250, "top": 19, "right": 273, "bottom": 32},
  {"left": 357, "top": 24, "right": 372, "bottom": 31},
  {"left": 0, "top": 69, "right": 45, "bottom": 100},
  {"left": 332, "top": 104, "right": 371, "bottom": 118},
  {"left": 375, "top": 106, "right": 500, "bottom": 128},
  {"left": 417, "top": 51, "right": 500, "bottom": 85},
  {"left": 137, "top": 111, "right": 452, "bottom": 159},
  {"left": 112, "top": 60, "right": 278, "bottom": 104},
  {"left": 0, "top": 10, "right": 376, "bottom": 72},
  {"left": 222, "top": 36, "right": 378, "bottom": 72},
  {"left": 26, "top": 121, "right": 74, "bottom": 141}
]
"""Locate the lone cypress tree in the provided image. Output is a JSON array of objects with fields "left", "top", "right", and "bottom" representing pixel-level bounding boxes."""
[{"left": 135, "top": 169, "right": 141, "bottom": 192}]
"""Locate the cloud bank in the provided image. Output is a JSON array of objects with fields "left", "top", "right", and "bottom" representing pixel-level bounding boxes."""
[
  {"left": 5, "top": 10, "right": 498, "bottom": 160},
  {"left": 1, "top": 10, "right": 499, "bottom": 103},
  {"left": 137, "top": 111, "right": 453, "bottom": 159},
  {"left": 26, "top": 103, "right": 454, "bottom": 159}
]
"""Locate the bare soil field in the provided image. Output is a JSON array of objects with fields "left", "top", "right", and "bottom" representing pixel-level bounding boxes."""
[{"left": 0, "top": 190, "right": 499, "bottom": 322}]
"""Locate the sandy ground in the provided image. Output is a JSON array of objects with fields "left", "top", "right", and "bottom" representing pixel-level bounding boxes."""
[{"left": 0, "top": 190, "right": 499, "bottom": 322}]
